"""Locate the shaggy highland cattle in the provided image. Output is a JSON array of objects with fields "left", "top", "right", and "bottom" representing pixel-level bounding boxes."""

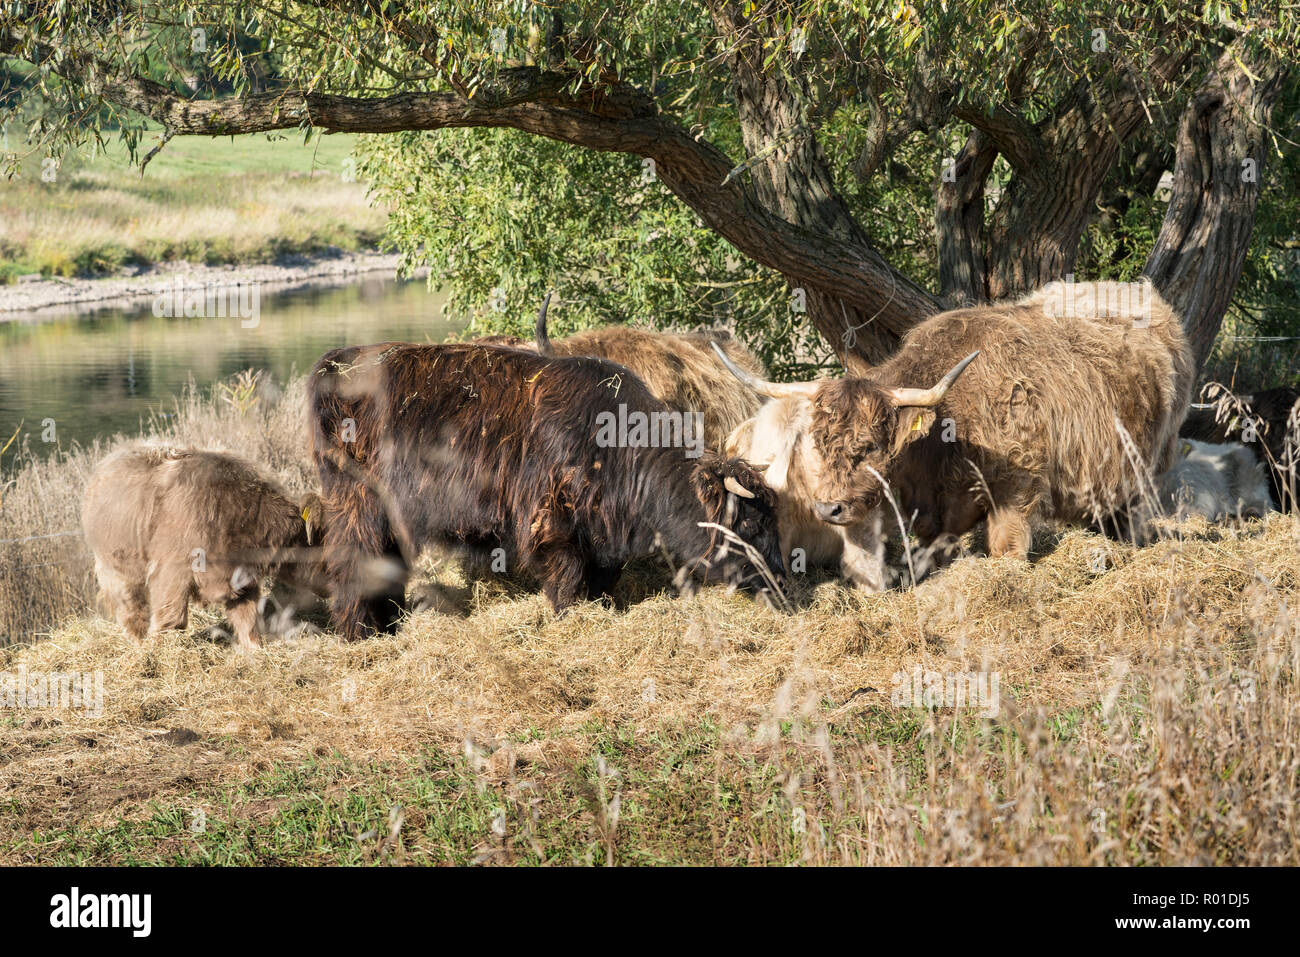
[
  {"left": 1153, "top": 439, "right": 1272, "bottom": 523},
  {"left": 474, "top": 295, "right": 767, "bottom": 450},
  {"left": 1181, "top": 385, "right": 1299, "bottom": 510},
  {"left": 82, "top": 446, "right": 329, "bottom": 648},
  {"left": 724, "top": 395, "right": 856, "bottom": 579},
  {"left": 718, "top": 280, "right": 1194, "bottom": 589},
  {"left": 308, "top": 342, "right": 785, "bottom": 640}
]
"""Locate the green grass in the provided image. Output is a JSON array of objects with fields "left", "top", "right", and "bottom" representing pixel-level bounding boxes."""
[
  {"left": 0, "top": 129, "right": 387, "bottom": 280},
  {"left": 94, "top": 129, "right": 362, "bottom": 179},
  {"left": 3, "top": 713, "right": 988, "bottom": 866}
]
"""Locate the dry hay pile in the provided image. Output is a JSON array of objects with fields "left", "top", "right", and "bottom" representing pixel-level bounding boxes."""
[
  {"left": 2, "top": 511, "right": 1297, "bottom": 853},
  {"left": 3, "top": 371, "right": 1298, "bottom": 863}
]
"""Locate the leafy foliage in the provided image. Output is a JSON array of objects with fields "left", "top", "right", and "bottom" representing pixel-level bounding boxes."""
[
  {"left": 360, "top": 128, "right": 830, "bottom": 373},
  {"left": 1, "top": 2, "right": 1297, "bottom": 371}
]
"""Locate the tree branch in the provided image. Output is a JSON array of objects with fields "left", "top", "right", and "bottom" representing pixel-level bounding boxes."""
[
  {"left": 982, "top": 37, "right": 1197, "bottom": 298},
  {"left": 936, "top": 128, "right": 996, "bottom": 305},
  {"left": 950, "top": 102, "right": 1047, "bottom": 174},
  {"left": 1144, "top": 47, "right": 1289, "bottom": 369},
  {"left": 707, "top": 0, "right": 939, "bottom": 361},
  {"left": 0, "top": 20, "right": 937, "bottom": 359}
]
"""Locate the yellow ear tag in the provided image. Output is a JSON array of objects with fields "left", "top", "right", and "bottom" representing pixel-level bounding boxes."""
[
  {"left": 1181, "top": 441, "right": 1193, "bottom": 457},
  {"left": 911, "top": 415, "right": 926, "bottom": 432},
  {"left": 301, "top": 505, "right": 313, "bottom": 545}
]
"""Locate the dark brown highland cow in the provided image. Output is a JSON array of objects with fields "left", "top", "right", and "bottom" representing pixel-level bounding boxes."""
[
  {"left": 82, "top": 446, "right": 328, "bottom": 648},
  {"left": 308, "top": 343, "right": 785, "bottom": 641}
]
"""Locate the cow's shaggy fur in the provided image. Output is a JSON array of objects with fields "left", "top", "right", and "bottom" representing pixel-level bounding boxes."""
[
  {"left": 506, "top": 315, "right": 768, "bottom": 451},
  {"left": 725, "top": 281, "right": 1194, "bottom": 589},
  {"left": 308, "top": 343, "right": 785, "bottom": 641},
  {"left": 82, "top": 446, "right": 328, "bottom": 648}
]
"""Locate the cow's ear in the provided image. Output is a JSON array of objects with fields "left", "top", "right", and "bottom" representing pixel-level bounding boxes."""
[
  {"left": 891, "top": 407, "right": 936, "bottom": 454},
  {"left": 300, "top": 493, "right": 328, "bottom": 545},
  {"left": 691, "top": 465, "right": 726, "bottom": 521}
]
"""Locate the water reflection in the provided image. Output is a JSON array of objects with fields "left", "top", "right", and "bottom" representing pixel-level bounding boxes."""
[{"left": 0, "top": 276, "right": 458, "bottom": 449}]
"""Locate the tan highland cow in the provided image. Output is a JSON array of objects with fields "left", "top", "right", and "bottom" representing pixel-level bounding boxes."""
[
  {"left": 721, "top": 280, "right": 1194, "bottom": 589},
  {"left": 82, "top": 446, "right": 328, "bottom": 648}
]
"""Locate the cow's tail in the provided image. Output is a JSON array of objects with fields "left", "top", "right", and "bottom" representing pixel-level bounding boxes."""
[{"left": 535, "top": 291, "right": 555, "bottom": 355}]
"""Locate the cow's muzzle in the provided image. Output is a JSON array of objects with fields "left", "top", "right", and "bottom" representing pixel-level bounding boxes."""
[{"left": 815, "top": 501, "right": 854, "bottom": 525}]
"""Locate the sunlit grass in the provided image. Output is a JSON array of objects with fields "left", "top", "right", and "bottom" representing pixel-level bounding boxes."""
[{"left": 0, "top": 131, "right": 386, "bottom": 280}]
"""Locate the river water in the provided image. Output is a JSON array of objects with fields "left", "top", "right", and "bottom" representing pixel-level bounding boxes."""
[{"left": 0, "top": 276, "right": 457, "bottom": 450}]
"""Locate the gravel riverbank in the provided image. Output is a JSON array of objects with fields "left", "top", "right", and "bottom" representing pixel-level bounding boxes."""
[{"left": 0, "top": 249, "right": 416, "bottom": 320}]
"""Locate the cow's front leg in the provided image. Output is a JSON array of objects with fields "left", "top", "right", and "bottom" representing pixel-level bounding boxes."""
[
  {"left": 113, "top": 587, "right": 151, "bottom": 641},
  {"left": 96, "top": 563, "right": 149, "bottom": 640},
  {"left": 147, "top": 563, "right": 193, "bottom": 636},
  {"left": 225, "top": 595, "right": 262, "bottom": 650},
  {"left": 324, "top": 496, "right": 408, "bottom": 641},
  {"left": 332, "top": 556, "right": 407, "bottom": 640},
  {"left": 986, "top": 505, "right": 1033, "bottom": 560}
]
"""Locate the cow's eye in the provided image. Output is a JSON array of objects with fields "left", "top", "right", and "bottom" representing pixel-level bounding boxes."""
[{"left": 853, "top": 443, "right": 878, "bottom": 464}]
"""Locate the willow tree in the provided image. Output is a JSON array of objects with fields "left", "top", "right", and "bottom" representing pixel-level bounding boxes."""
[{"left": 1, "top": 1, "right": 1294, "bottom": 372}]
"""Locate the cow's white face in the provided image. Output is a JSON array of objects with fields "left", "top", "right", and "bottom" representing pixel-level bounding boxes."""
[
  {"left": 725, "top": 397, "right": 888, "bottom": 589},
  {"left": 711, "top": 345, "right": 977, "bottom": 533}
]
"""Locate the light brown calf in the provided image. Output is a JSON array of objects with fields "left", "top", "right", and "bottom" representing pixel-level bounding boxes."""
[{"left": 82, "top": 446, "right": 328, "bottom": 648}]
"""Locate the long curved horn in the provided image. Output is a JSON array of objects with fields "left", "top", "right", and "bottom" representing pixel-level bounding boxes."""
[
  {"left": 882, "top": 351, "right": 979, "bottom": 407},
  {"left": 710, "top": 341, "right": 820, "bottom": 399},
  {"left": 724, "top": 475, "right": 756, "bottom": 499},
  {"left": 534, "top": 291, "right": 555, "bottom": 355}
]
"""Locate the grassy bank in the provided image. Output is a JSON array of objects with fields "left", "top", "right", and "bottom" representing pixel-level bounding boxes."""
[
  {"left": 0, "top": 132, "right": 386, "bottom": 281},
  {"left": 1, "top": 371, "right": 1298, "bottom": 864}
]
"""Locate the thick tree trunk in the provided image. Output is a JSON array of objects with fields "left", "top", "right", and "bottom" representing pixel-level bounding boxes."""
[
  {"left": 985, "top": 163, "right": 1107, "bottom": 298},
  {"left": 717, "top": 2, "right": 936, "bottom": 369},
  {"left": 1143, "top": 51, "right": 1288, "bottom": 371},
  {"left": 979, "top": 48, "right": 1192, "bottom": 299},
  {"left": 936, "top": 130, "right": 996, "bottom": 306}
]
